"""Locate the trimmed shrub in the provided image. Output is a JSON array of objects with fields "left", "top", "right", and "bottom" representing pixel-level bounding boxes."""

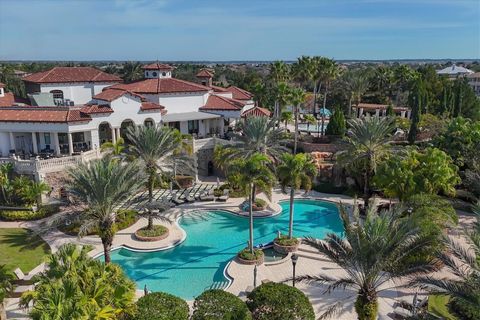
[
  {"left": 134, "top": 292, "right": 189, "bottom": 320},
  {"left": 136, "top": 225, "right": 168, "bottom": 237},
  {"left": 192, "top": 289, "right": 252, "bottom": 320},
  {"left": 246, "top": 282, "right": 315, "bottom": 320},
  {"left": 0, "top": 204, "right": 60, "bottom": 221},
  {"left": 238, "top": 248, "right": 263, "bottom": 261},
  {"left": 325, "top": 109, "right": 346, "bottom": 137},
  {"left": 274, "top": 235, "right": 299, "bottom": 246}
]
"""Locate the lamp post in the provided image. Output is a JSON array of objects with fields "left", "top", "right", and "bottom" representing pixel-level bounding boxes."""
[
  {"left": 144, "top": 284, "right": 148, "bottom": 296},
  {"left": 291, "top": 254, "right": 298, "bottom": 287},
  {"left": 253, "top": 264, "right": 258, "bottom": 288}
]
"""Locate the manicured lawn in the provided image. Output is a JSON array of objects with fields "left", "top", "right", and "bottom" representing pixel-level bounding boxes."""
[
  {"left": 428, "top": 295, "right": 458, "bottom": 320},
  {"left": 0, "top": 228, "right": 50, "bottom": 273}
]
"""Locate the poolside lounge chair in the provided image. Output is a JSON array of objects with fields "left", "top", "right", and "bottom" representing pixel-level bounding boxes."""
[
  {"left": 185, "top": 193, "right": 195, "bottom": 203},
  {"left": 199, "top": 189, "right": 214, "bottom": 201},
  {"left": 218, "top": 189, "right": 229, "bottom": 202},
  {"left": 172, "top": 196, "right": 185, "bottom": 205}
]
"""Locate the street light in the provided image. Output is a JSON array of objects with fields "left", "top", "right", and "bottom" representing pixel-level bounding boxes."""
[
  {"left": 253, "top": 264, "right": 258, "bottom": 288},
  {"left": 291, "top": 254, "right": 298, "bottom": 287}
]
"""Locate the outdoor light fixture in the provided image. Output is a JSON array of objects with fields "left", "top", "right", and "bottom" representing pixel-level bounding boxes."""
[
  {"left": 291, "top": 253, "right": 298, "bottom": 287},
  {"left": 253, "top": 264, "right": 258, "bottom": 288}
]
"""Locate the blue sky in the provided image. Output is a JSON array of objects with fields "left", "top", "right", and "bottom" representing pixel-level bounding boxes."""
[{"left": 0, "top": 0, "right": 479, "bottom": 60}]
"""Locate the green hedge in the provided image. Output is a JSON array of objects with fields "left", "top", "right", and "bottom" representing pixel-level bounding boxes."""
[
  {"left": 136, "top": 225, "right": 168, "bottom": 237},
  {"left": 274, "top": 235, "right": 299, "bottom": 246},
  {"left": 246, "top": 282, "right": 315, "bottom": 320},
  {"left": 192, "top": 289, "right": 252, "bottom": 320},
  {"left": 134, "top": 292, "right": 189, "bottom": 320},
  {"left": 238, "top": 248, "right": 263, "bottom": 261},
  {"left": 0, "top": 204, "right": 60, "bottom": 221},
  {"left": 59, "top": 209, "right": 137, "bottom": 236}
]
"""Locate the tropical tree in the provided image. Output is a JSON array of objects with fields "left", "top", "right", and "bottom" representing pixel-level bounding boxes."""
[
  {"left": 337, "top": 116, "right": 395, "bottom": 208},
  {"left": 304, "top": 114, "right": 316, "bottom": 132},
  {"left": 325, "top": 109, "right": 346, "bottom": 137},
  {"left": 297, "top": 204, "right": 438, "bottom": 320},
  {"left": 280, "top": 111, "right": 293, "bottom": 132},
  {"left": 121, "top": 61, "right": 144, "bottom": 83},
  {"left": 127, "top": 124, "right": 192, "bottom": 229},
  {"left": 289, "top": 87, "right": 306, "bottom": 153},
  {"left": 277, "top": 153, "right": 316, "bottom": 238},
  {"left": 231, "top": 116, "right": 290, "bottom": 162},
  {"left": 318, "top": 58, "right": 340, "bottom": 135},
  {"left": 413, "top": 202, "right": 480, "bottom": 318},
  {"left": 0, "top": 265, "right": 14, "bottom": 320},
  {"left": 273, "top": 82, "right": 292, "bottom": 120},
  {"left": 0, "top": 163, "right": 14, "bottom": 204},
  {"left": 342, "top": 69, "right": 370, "bottom": 117},
  {"left": 20, "top": 244, "right": 136, "bottom": 319},
  {"left": 407, "top": 78, "right": 427, "bottom": 144},
  {"left": 229, "top": 153, "right": 276, "bottom": 253},
  {"left": 269, "top": 61, "right": 290, "bottom": 84},
  {"left": 100, "top": 137, "right": 126, "bottom": 156},
  {"left": 338, "top": 117, "right": 393, "bottom": 207},
  {"left": 371, "top": 66, "right": 394, "bottom": 103},
  {"left": 67, "top": 157, "right": 146, "bottom": 263},
  {"left": 374, "top": 147, "right": 460, "bottom": 201},
  {"left": 16, "top": 180, "right": 50, "bottom": 207}
]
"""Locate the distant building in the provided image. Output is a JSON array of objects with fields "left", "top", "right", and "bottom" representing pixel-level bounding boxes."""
[
  {"left": 467, "top": 72, "right": 480, "bottom": 96},
  {"left": 436, "top": 64, "right": 474, "bottom": 79},
  {"left": 353, "top": 103, "right": 410, "bottom": 118}
]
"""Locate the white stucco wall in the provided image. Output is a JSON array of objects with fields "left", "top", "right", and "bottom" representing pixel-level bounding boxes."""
[
  {"left": 39, "top": 82, "right": 117, "bottom": 104},
  {"left": 145, "top": 92, "right": 210, "bottom": 114}
]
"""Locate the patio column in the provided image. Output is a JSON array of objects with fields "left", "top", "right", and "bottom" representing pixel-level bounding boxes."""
[
  {"left": 358, "top": 108, "right": 364, "bottom": 118},
  {"left": 400, "top": 110, "right": 406, "bottom": 118},
  {"left": 67, "top": 133, "right": 74, "bottom": 155},
  {"left": 31, "top": 132, "right": 38, "bottom": 154},
  {"left": 52, "top": 132, "right": 60, "bottom": 155},
  {"left": 9, "top": 132, "right": 15, "bottom": 151},
  {"left": 116, "top": 128, "right": 121, "bottom": 141},
  {"left": 111, "top": 127, "right": 116, "bottom": 144},
  {"left": 219, "top": 118, "right": 225, "bottom": 135},
  {"left": 375, "top": 109, "right": 380, "bottom": 117}
]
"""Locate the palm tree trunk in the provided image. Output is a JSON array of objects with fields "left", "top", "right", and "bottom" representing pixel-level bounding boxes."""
[
  {"left": 294, "top": 104, "right": 299, "bottom": 154},
  {"left": 102, "top": 236, "right": 113, "bottom": 264},
  {"left": 147, "top": 171, "right": 154, "bottom": 230},
  {"left": 348, "top": 96, "right": 352, "bottom": 118},
  {"left": 248, "top": 184, "right": 254, "bottom": 254},
  {"left": 1, "top": 301, "right": 6, "bottom": 320},
  {"left": 363, "top": 171, "right": 370, "bottom": 210},
  {"left": 321, "top": 84, "right": 329, "bottom": 136},
  {"left": 355, "top": 291, "right": 378, "bottom": 320},
  {"left": 317, "top": 83, "right": 322, "bottom": 137},
  {"left": 288, "top": 187, "right": 295, "bottom": 238}
]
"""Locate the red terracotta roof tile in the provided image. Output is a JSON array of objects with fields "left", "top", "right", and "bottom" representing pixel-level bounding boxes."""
[
  {"left": 109, "top": 78, "right": 210, "bottom": 94},
  {"left": 140, "top": 101, "right": 166, "bottom": 113},
  {"left": 196, "top": 69, "right": 214, "bottom": 78},
  {"left": 200, "top": 95, "right": 245, "bottom": 111},
  {"left": 210, "top": 85, "right": 229, "bottom": 93},
  {"left": 0, "top": 107, "right": 91, "bottom": 123},
  {"left": 242, "top": 106, "right": 272, "bottom": 118},
  {"left": 93, "top": 88, "right": 145, "bottom": 102},
  {"left": 80, "top": 104, "right": 114, "bottom": 114},
  {"left": 143, "top": 63, "right": 174, "bottom": 71},
  {"left": 0, "top": 92, "right": 16, "bottom": 107},
  {"left": 22, "top": 67, "right": 122, "bottom": 84},
  {"left": 225, "top": 86, "right": 253, "bottom": 100}
]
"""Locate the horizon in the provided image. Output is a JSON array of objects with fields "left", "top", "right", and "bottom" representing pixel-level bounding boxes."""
[{"left": 0, "top": 0, "right": 479, "bottom": 61}]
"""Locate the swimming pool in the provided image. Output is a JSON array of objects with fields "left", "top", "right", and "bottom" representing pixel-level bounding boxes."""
[{"left": 106, "top": 199, "right": 342, "bottom": 300}]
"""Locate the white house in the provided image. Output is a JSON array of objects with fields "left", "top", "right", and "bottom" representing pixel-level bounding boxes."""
[
  {"left": 22, "top": 66, "right": 122, "bottom": 105},
  {"left": 437, "top": 64, "right": 474, "bottom": 79}
]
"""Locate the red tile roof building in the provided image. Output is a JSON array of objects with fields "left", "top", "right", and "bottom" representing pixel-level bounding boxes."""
[
  {"left": 242, "top": 106, "right": 272, "bottom": 118},
  {"left": 22, "top": 67, "right": 122, "bottom": 84},
  {"left": 143, "top": 63, "right": 174, "bottom": 71},
  {"left": 200, "top": 95, "right": 245, "bottom": 111},
  {"left": 225, "top": 86, "right": 253, "bottom": 101},
  {"left": 0, "top": 107, "right": 92, "bottom": 123},
  {"left": 109, "top": 78, "right": 211, "bottom": 94}
]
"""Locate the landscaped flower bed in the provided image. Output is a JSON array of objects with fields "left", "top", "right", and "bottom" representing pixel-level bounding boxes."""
[
  {"left": 237, "top": 248, "right": 264, "bottom": 265},
  {"left": 134, "top": 225, "right": 169, "bottom": 242},
  {"left": 241, "top": 198, "right": 268, "bottom": 212},
  {"left": 273, "top": 235, "right": 300, "bottom": 254}
]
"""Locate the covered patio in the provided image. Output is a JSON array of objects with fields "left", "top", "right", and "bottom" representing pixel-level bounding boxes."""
[{"left": 162, "top": 111, "right": 225, "bottom": 138}]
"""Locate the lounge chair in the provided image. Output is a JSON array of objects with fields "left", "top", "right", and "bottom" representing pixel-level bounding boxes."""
[
  {"left": 199, "top": 189, "right": 214, "bottom": 202},
  {"left": 218, "top": 189, "right": 229, "bottom": 202},
  {"left": 171, "top": 196, "right": 185, "bottom": 205},
  {"left": 185, "top": 193, "right": 195, "bottom": 203}
]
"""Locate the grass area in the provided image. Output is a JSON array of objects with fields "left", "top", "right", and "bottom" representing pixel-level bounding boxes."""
[
  {"left": 0, "top": 228, "right": 50, "bottom": 273},
  {"left": 428, "top": 295, "right": 458, "bottom": 320}
]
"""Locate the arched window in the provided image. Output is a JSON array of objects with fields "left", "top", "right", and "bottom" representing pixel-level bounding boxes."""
[
  {"left": 50, "top": 90, "right": 63, "bottom": 101},
  {"left": 152, "top": 72, "right": 157, "bottom": 77},
  {"left": 144, "top": 119, "right": 154, "bottom": 127},
  {"left": 162, "top": 72, "right": 166, "bottom": 77}
]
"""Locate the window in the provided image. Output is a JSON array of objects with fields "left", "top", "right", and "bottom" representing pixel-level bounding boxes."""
[
  {"left": 162, "top": 72, "right": 166, "bottom": 76},
  {"left": 152, "top": 72, "right": 157, "bottom": 77},
  {"left": 50, "top": 90, "right": 64, "bottom": 101},
  {"left": 188, "top": 120, "right": 199, "bottom": 134},
  {"left": 44, "top": 133, "right": 51, "bottom": 145},
  {"left": 144, "top": 119, "right": 154, "bottom": 127}
]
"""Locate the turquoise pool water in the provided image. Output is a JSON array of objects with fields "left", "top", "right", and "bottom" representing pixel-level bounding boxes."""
[{"left": 107, "top": 199, "right": 342, "bottom": 300}]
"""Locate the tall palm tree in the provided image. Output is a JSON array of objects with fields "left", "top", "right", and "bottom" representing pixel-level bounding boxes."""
[
  {"left": 372, "top": 66, "right": 394, "bottom": 103},
  {"left": 337, "top": 116, "right": 394, "bottom": 208},
  {"left": 304, "top": 114, "right": 316, "bottom": 131},
  {"left": 121, "top": 61, "right": 144, "bottom": 83},
  {"left": 269, "top": 61, "right": 290, "bottom": 84},
  {"left": 288, "top": 87, "right": 306, "bottom": 154},
  {"left": 67, "top": 157, "right": 146, "bottom": 263},
  {"left": 277, "top": 153, "right": 317, "bottom": 238},
  {"left": 342, "top": 69, "right": 370, "bottom": 117},
  {"left": 231, "top": 116, "right": 290, "bottom": 162},
  {"left": 273, "top": 82, "right": 292, "bottom": 121},
  {"left": 280, "top": 111, "right": 293, "bottom": 132},
  {"left": 127, "top": 124, "right": 192, "bottom": 229},
  {"left": 230, "top": 153, "right": 276, "bottom": 254},
  {"left": 100, "top": 137, "right": 126, "bottom": 156},
  {"left": 20, "top": 244, "right": 136, "bottom": 319},
  {"left": 0, "top": 265, "right": 14, "bottom": 320},
  {"left": 413, "top": 202, "right": 480, "bottom": 314},
  {"left": 296, "top": 204, "right": 438, "bottom": 320},
  {"left": 318, "top": 58, "right": 340, "bottom": 135}
]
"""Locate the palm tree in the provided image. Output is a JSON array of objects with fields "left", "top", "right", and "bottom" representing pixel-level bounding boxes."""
[
  {"left": 273, "top": 82, "right": 292, "bottom": 121},
  {"left": 127, "top": 124, "right": 192, "bottom": 229},
  {"left": 280, "top": 111, "right": 293, "bottom": 132},
  {"left": 0, "top": 265, "right": 14, "bottom": 320},
  {"left": 318, "top": 58, "right": 340, "bottom": 135},
  {"left": 413, "top": 202, "right": 480, "bottom": 314},
  {"left": 337, "top": 116, "right": 394, "bottom": 208},
  {"left": 342, "top": 69, "right": 371, "bottom": 117},
  {"left": 229, "top": 153, "right": 276, "bottom": 254},
  {"left": 277, "top": 153, "right": 317, "bottom": 238},
  {"left": 20, "top": 244, "right": 136, "bottom": 319},
  {"left": 304, "top": 114, "right": 316, "bottom": 131},
  {"left": 19, "top": 181, "right": 50, "bottom": 207},
  {"left": 100, "top": 137, "right": 126, "bottom": 156},
  {"left": 67, "top": 157, "right": 146, "bottom": 263},
  {"left": 121, "top": 61, "right": 143, "bottom": 83},
  {"left": 0, "top": 163, "right": 13, "bottom": 204},
  {"left": 231, "top": 116, "right": 290, "bottom": 162},
  {"left": 296, "top": 204, "right": 438, "bottom": 320},
  {"left": 288, "top": 87, "right": 306, "bottom": 154},
  {"left": 372, "top": 66, "right": 394, "bottom": 103},
  {"left": 269, "top": 61, "right": 290, "bottom": 84}
]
